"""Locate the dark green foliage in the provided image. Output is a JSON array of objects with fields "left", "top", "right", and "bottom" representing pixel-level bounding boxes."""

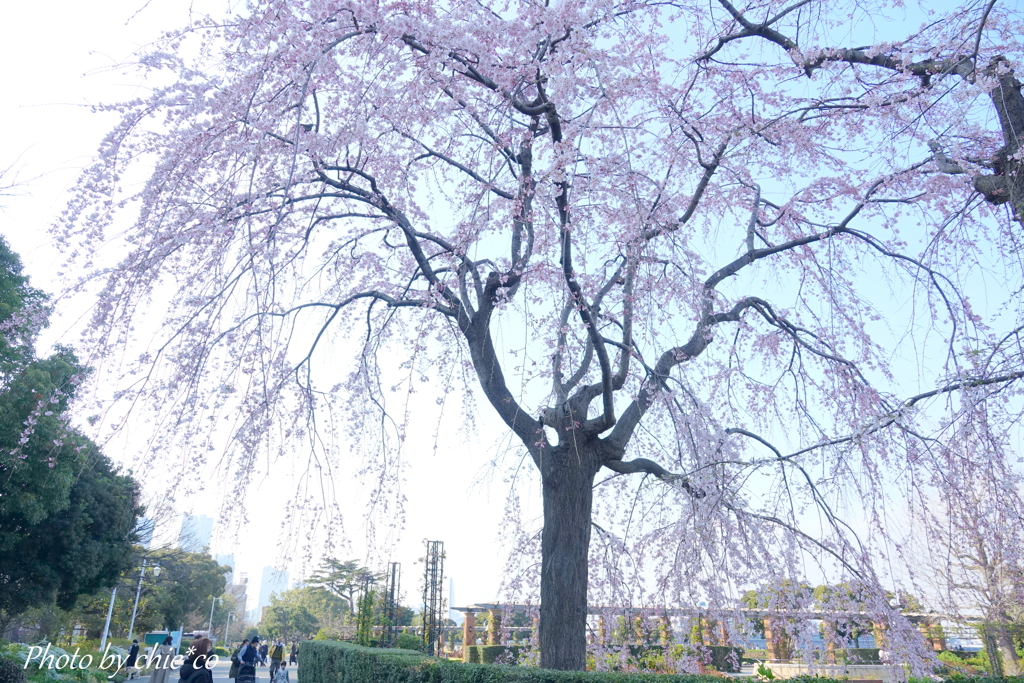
[
  {"left": 465, "top": 647, "right": 525, "bottom": 665},
  {"left": 0, "top": 237, "right": 142, "bottom": 623},
  {"left": 0, "top": 657, "right": 26, "bottom": 683},
  {"left": 300, "top": 640, "right": 732, "bottom": 683},
  {"left": 260, "top": 588, "right": 326, "bottom": 641},
  {"left": 308, "top": 560, "right": 378, "bottom": 613},
  {"left": 0, "top": 389, "right": 142, "bottom": 617},
  {"left": 263, "top": 586, "right": 356, "bottom": 644},
  {"left": 299, "top": 640, "right": 1024, "bottom": 683},
  {"left": 832, "top": 648, "right": 880, "bottom": 663},
  {"left": 0, "top": 349, "right": 84, "bottom": 529},
  {"left": 699, "top": 646, "right": 742, "bottom": 673},
  {"left": 147, "top": 550, "right": 228, "bottom": 630},
  {"left": 396, "top": 633, "right": 423, "bottom": 652},
  {"left": 67, "top": 547, "right": 226, "bottom": 638},
  {"left": 0, "top": 237, "right": 48, "bottom": 370},
  {"left": 355, "top": 590, "right": 376, "bottom": 647}
]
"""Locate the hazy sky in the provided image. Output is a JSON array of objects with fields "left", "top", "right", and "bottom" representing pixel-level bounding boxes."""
[{"left": 0, "top": 0, "right": 525, "bottom": 616}]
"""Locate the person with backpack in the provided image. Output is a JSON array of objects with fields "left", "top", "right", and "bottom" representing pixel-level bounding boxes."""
[{"left": 268, "top": 639, "right": 285, "bottom": 680}]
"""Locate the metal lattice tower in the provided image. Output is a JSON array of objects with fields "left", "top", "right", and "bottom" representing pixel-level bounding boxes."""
[
  {"left": 383, "top": 562, "right": 401, "bottom": 647},
  {"left": 422, "top": 540, "right": 445, "bottom": 655}
]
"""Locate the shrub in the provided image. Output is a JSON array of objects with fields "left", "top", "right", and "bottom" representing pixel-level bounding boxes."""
[
  {"left": 0, "top": 643, "right": 33, "bottom": 668},
  {"left": 464, "top": 646, "right": 525, "bottom": 665},
  {"left": 395, "top": 634, "right": 422, "bottom": 652},
  {"left": 699, "top": 646, "right": 742, "bottom": 673},
  {"left": 0, "top": 657, "right": 27, "bottom": 683},
  {"left": 301, "top": 640, "right": 750, "bottom": 683},
  {"left": 935, "top": 651, "right": 990, "bottom": 674},
  {"left": 939, "top": 651, "right": 975, "bottom": 662},
  {"left": 832, "top": 648, "right": 881, "bottom": 663}
]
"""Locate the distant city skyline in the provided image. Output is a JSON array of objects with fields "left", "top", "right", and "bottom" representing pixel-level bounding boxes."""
[
  {"left": 214, "top": 553, "right": 236, "bottom": 582},
  {"left": 135, "top": 517, "right": 154, "bottom": 549},
  {"left": 177, "top": 514, "right": 214, "bottom": 553},
  {"left": 253, "top": 566, "right": 290, "bottom": 622}
]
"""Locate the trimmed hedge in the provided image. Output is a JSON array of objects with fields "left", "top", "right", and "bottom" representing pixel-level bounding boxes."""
[
  {"left": 298, "top": 640, "right": 1024, "bottom": 683},
  {"left": 300, "top": 640, "right": 731, "bottom": 683},
  {"left": 465, "top": 647, "right": 526, "bottom": 665}
]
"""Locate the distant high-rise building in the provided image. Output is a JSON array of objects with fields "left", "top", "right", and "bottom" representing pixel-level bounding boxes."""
[
  {"left": 226, "top": 571, "right": 248, "bottom": 625},
  {"left": 134, "top": 517, "right": 154, "bottom": 548},
  {"left": 257, "top": 566, "right": 290, "bottom": 618},
  {"left": 177, "top": 514, "right": 214, "bottom": 553},
  {"left": 214, "top": 554, "right": 236, "bottom": 582}
]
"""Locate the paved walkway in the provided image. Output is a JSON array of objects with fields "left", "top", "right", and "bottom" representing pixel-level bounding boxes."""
[{"left": 135, "top": 659, "right": 297, "bottom": 683}]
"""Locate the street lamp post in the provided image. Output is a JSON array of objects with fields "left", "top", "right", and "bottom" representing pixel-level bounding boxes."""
[
  {"left": 207, "top": 597, "right": 222, "bottom": 636},
  {"left": 99, "top": 587, "right": 117, "bottom": 654},
  {"left": 128, "top": 561, "right": 161, "bottom": 641},
  {"left": 224, "top": 613, "right": 235, "bottom": 645}
]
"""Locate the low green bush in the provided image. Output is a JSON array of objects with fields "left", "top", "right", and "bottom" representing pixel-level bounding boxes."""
[
  {"left": 0, "top": 657, "right": 26, "bottom": 683},
  {"left": 831, "top": 651, "right": 880, "bottom": 663},
  {"left": 301, "top": 640, "right": 736, "bottom": 683},
  {"left": 936, "top": 650, "right": 990, "bottom": 674},
  {"left": 698, "top": 646, "right": 742, "bottom": 673},
  {"left": 0, "top": 642, "right": 127, "bottom": 683},
  {"left": 939, "top": 651, "right": 976, "bottom": 661},
  {"left": 395, "top": 634, "right": 422, "bottom": 652},
  {"left": 464, "top": 646, "right": 525, "bottom": 665}
]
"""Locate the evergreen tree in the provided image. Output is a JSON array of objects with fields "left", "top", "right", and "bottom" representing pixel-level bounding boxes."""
[{"left": 0, "top": 237, "right": 142, "bottom": 628}]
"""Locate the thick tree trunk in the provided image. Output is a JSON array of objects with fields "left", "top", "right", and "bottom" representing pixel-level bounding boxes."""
[
  {"left": 977, "top": 59, "right": 1024, "bottom": 227},
  {"left": 539, "top": 447, "right": 598, "bottom": 670},
  {"left": 994, "top": 625, "right": 1022, "bottom": 676}
]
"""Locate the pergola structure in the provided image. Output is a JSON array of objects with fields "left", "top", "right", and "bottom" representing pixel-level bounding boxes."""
[{"left": 452, "top": 603, "right": 978, "bottom": 657}]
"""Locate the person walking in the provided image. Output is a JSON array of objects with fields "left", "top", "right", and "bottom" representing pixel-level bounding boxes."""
[
  {"left": 271, "top": 661, "right": 289, "bottom": 683},
  {"left": 268, "top": 639, "right": 284, "bottom": 680},
  {"left": 237, "top": 636, "right": 261, "bottom": 683},
  {"left": 228, "top": 639, "right": 249, "bottom": 681},
  {"left": 259, "top": 642, "right": 269, "bottom": 666},
  {"left": 288, "top": 642, "right": 297, "bottom": 666},
  {"left": 149, "top": 636, "right": 177, "bottom": 683},
  {"left": 179, "top": 638, "right": 214, "bottom": 683},
  {"left": 125, "top": 640, "right": 140, "bottom": 679}
]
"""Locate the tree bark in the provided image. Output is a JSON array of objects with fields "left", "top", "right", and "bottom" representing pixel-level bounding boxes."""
[
  {"left": 982, "top": 59, "right": 1024, "bottom": 227},
  {"left": 994, "top": 624, "right": 1022, "bottom": 676},
  {"left": 539, "top": 444, "right": 599, "bottom": 670}
]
